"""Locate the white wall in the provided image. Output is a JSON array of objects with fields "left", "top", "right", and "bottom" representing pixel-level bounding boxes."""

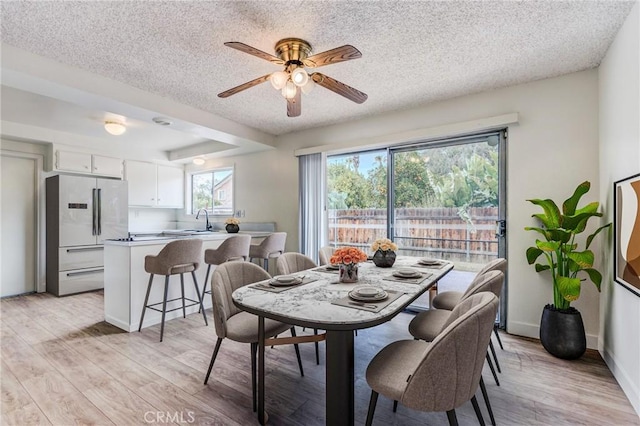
[
  {"left": 598, "top": 2, "right": 640, "bottom": 415},
  {"left": 232, "top": 69, "right": 604, "bottom": 347}
]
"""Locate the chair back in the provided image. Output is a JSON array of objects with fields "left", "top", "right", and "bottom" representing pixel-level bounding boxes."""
[
  {"left": 251, "top": 232, "right": 287, "bottom": 258},
  {"left": 477, "top": 257, "right": 507, "bottom": 277},
  {"left": 460, "top": 270, "right": 504, "bottom": 301},
  {"left": 318, "top": 246, "right": 335, "bottom": 266},
  {"left": 276, "top": 253, "right": 317, "bottom": 275},
  {"left": 205, "top": 235, "right": 251, "bottom": 265},
  {"left": 401, "top": 292, "right": 499, "bottom": 412},
  {"left": 210, "top": 262, "right": 270, "bottom": 339},
  {"left": 144, "top": 239, "right": 203, "bottom": 275}
]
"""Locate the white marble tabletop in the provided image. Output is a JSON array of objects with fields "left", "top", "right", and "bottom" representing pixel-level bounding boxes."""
[{"left": 232, "top": 257, "right": 453, "bottom": 331}]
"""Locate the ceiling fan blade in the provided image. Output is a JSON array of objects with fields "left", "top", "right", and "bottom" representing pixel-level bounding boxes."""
[
  {"left": 218, "top": 74, "right": 270, "bottom": 98},
  {"left": 311, "top": 73, "right": 368, "bottom": 104},
  {"left": 302, "top": 45, "right": 362, "bottom": 68},
  {"left": 224, "top": 42, "right": 285, "bottom": 65},
  {"left": 287, "top": 88, "right": 302, "bottom": 117}
]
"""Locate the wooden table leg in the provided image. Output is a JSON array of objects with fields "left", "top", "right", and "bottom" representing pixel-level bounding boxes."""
[{"left": 326, "top": 329, "right": 355, "bottom": 426}]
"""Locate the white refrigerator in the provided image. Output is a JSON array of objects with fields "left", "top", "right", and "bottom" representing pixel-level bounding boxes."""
[{"left": 46, "top": 175, "right": 128, "bottom": 296}]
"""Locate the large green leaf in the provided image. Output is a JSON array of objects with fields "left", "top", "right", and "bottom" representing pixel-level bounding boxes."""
[
  {"left": 563, "top": 209, "right": 602, "bottom": 232},
  {"left": 536, "top": 240, "right": 560, "bottom": 252},
  {"left": 583, "top": 268, "right": 603, "bottom": 291},
  {"left": 526, "top": 247, "right": 543, "bottom": 264},
  {"left": 567, "top": 250, "right": 594, "bottom": 269},
  {"left": 586, "top": 223, "right": 612, "bottom": 249},
  {"left": 528, "top": 199, "right": 561, "bottom": 228},
  {"left": 535, "top": 264, "right": 551, "bottom": 272},
  {"left": 545, "top": 229, "right": 572, "bottom": 243},
  {"left": 524, "top": 226, "right": 550, "bottom": 240},
  {"left": 562, "top": 181, "right": 590, "bottom": 215},
  {"left": 557, "top": 275, "right": 581, "bottom": 302}
]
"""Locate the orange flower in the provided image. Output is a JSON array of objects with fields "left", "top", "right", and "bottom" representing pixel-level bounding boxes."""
[{"left": 330, "top": 247, "right": 368, "bottom": 265}]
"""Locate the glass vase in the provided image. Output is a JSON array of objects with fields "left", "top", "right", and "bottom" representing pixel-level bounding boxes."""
[{"left": 339, "top": 263, "right": 359, "bottom": 283}]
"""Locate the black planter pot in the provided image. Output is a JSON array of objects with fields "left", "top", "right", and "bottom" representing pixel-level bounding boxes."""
[
  {"left": 225, "top": 224, "right": 240, "bottom": 233},
  {"left": 372, "top": 250, "right": 396, "bottom": 267},
  {"left": 539, "top": 304, "right": 586, "bottom": 360}
]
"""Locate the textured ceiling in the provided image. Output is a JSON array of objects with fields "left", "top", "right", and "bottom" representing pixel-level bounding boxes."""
[{"left": 0, "top": 1, "right": 635, "bottom": 137}]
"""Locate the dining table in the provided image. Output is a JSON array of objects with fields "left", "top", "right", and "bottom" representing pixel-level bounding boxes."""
[{"left": 232, "top": 256, "right": 454, "bottom": 426}]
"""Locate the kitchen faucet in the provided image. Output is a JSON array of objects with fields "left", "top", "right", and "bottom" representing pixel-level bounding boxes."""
[{"left": 195, "top": 209, "right": 212, "bottom": 231}]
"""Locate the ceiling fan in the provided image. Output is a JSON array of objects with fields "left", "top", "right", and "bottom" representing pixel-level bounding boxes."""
[{"left": 218, "top": 38, "right": 368, "bottom": 117}]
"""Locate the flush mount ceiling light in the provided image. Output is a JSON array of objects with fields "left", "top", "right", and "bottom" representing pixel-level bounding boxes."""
[
  {"left": 104, "top": 121, "right": 126, "bottom": 136},
  {"left": 192, "top": 157, "right": 206, "bottom": 165},
  {"left": 218, "top": 38, "right": 367, "bottom": 117}
]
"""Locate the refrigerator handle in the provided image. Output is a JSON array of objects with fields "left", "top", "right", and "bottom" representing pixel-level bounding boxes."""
[
  {"left": 92, "top": 188, "right": 98, "bottom": 236},
  {"left": 97, "top": 188, "right": 102, "bottom": 235}
]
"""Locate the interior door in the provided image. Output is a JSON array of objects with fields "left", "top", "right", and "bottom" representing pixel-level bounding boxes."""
[{"left": 1, "top": 154, "right": 37, "bottom": 296}]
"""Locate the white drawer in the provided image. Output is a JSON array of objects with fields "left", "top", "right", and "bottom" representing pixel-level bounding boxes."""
[
  {"left": 57, "top": 268, "right": 104, "bottom": 296},
  {"left": 59, "top": 246, "right": 104, "bottom": 271}
]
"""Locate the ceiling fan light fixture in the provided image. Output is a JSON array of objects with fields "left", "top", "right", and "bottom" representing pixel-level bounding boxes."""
[
  {"left": 291, "top": 67, "right": 309, "bottom": 87},
  {"left": 104, "top": 121, "right": 126, "bottom": 136},
  {"left": 301, "top": 78, "right": 315, "bottom": 94},
  {"left": 282, "top": 81, "right": 297, "bottom": 99},
  {"left": 270, "top": 71, "right": 289, "bottom": 90}
]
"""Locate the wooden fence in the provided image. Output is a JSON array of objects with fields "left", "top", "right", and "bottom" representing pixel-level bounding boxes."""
[{"left": 328, "top": 207, "right": 499, "bottom": 264}]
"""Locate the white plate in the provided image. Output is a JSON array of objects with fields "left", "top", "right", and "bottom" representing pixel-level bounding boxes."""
[
  {"left": 352, "top": 285, "right": 382, "bottom": 297},
  {"left": 393, "top": 269, "right": 422, "bottom": 279},
  {"left": 269, "top": 275, "right": 303, "bottom": 287},
  {"left": 418, "top": 258, "right": 441, "bottom": 266},
  {"left": 349, "top": 289, "right": 388, "bottom": 302}
]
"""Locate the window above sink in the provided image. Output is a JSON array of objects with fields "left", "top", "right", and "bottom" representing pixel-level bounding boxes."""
[{"left": 189, "top": 166, "right": 234, "bottom": 216}]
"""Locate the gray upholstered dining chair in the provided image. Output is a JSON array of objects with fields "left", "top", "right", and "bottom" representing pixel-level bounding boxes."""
[
  {"left": 276, "top": 252, "right": 323, "bottom": 365},
  {"left": 204, "top": 261, "right": 304, "bottom": 412},
  {"left": 138, "top": 238, "right": 208, "bottom": 342},
  {"left": 201, "top": 235, "right": 251, "bottom": 304},
  {"left": 408, "top": 269, "right": 504, "bottom": 425},
  {"left": 249, "top": 232, "right": 287, "bottom": 271},
  {"left": 365, "top": 292, "right": 499, "bottom": 426},
  {"left": 318, "top": 246, "right": 335, "bottom": 266}
]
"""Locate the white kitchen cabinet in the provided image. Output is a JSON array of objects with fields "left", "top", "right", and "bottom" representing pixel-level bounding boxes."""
[
  {"left": 55, "top": 150, "right": 123, "bottom": 178},
  {"left": 125, "top": 160, "right": 183, "bottom": 208},
  {"left": 157, "top": 165, "right": 184, "bottom": 207}
]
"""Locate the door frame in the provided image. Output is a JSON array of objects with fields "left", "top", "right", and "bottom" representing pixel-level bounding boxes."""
[{"left": 1, "top": 149, "right": 45, "bottom": 293}]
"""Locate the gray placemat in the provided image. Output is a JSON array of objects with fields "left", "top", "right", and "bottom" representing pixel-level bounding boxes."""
[
  {"left": 383, "top": 272, "right": 433, "bottom": 285},
  {"left": 331, "top": 290, "right": 404, "bottom": 313},
  {"left": 411, "top": 261, "right": 448, "bottom": 270},
  {"left": 314, "top": 266, "right": 340, "bottom": 274},
  {"left": 251, "top": 277, "right": 318, "bottom": 293}
]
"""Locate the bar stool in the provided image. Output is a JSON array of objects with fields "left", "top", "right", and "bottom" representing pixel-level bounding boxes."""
[
  {"left": 201, "top": 234, "right": 251, "bottom": 305},
  {"left": 138, "top": 239, "right": 208, "bottom": 342},
  {"left": 249, "top": 232, "right": 287, "bottom": 272}
]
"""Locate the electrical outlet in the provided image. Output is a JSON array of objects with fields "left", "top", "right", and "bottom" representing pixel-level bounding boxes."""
[
  {"left": 235, "top": 210, "right": 242, "bottom": 218},
  {"left": 241, "top": 210, "right": 246, "bottom": 218}
]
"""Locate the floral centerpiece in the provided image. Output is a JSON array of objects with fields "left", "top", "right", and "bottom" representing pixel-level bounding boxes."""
[
  {"left": 224, "top": 217, "right": 240, "bottom": 233},
  {"left": 330, "top": 247, "right": 368, "bottom": 283},
  {"left": 371, "top": 238, "right": 398, "bottom": 267}
]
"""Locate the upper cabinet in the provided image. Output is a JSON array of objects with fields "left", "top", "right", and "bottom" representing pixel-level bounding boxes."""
[
  {"left": 125, "top": 160, "right": 184, "bottom": 208},
  {"left": 54, "top": 150, "right": 123, "bottom": 178}
]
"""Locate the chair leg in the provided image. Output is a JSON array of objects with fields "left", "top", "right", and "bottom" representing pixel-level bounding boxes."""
[
  {"left": 393, "top": 400, "right": 398, "bottom": 413},
  {"left": 471, "top": 395, "right": 486, "bottom": 426},
  {"left": 493, "top": 324, "right": 504, "bottom": 350},
  {"left": 159, "top": 275, "right": 170, "bottom": 342},
  {"left": 479, "top": 377, "right": 496, "bottom": 426},
  {"left": 204, "top": 338, "right": 223, "bottom": 384},
  {"left": 489, "top": 339, "right": 501, "bottom": 373},
  {"left": 180, "top": 273, "right": 186, "bottom": 319},
  {"left": 486, "top": 352, "right": 500, "bottom": 386},
  {"left": 263, "top": 258, "right": 268, "bottom": 271},
  {"left": 290, "top": 327, "right": 304, "bottom": 377},
  {"left": 199, "top": 264, "right": 212, "bottom": 313},
  {"left": 138, "top": 274, "right": 154, "bottom": 332},
  {"left": 446, "top": 409, "right": 459, "bottom": 426},
  {"left": 191, "top": 271, "right": 208, "bottom": 326},
  {"left": 365, "top": 390, "right": 378, "bottom": 426},
  {"left": 314, "top": 328, "right": 320, "bottom": 365},
  {"left": 251, "top": 342, "right": 258, "bottom": 412}
]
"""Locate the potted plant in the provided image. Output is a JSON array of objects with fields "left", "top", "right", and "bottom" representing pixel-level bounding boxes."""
[
  {"left": 525, "top": 181, "right": 611, "bottom": 359},
  {"left": 224, "top": 217, "right": 240, "bottom": 233},
  {"left": 371, "top": 238, "right": 398, "bottom": 267}
]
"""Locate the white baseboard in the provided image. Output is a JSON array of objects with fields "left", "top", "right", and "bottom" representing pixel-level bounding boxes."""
[
  {"left": 600, "top": 345, "right": 640, "bottom": 417},
  {"left": 508, "top": 320, "right": 599, "bottom": 349}
]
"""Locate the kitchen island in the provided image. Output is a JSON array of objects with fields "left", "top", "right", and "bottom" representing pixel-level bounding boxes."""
[{"left": 104, "top": 231, "right": 270, "bottom": 332}]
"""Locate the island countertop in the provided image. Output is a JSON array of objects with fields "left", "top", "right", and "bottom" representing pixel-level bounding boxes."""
[{"left": 104, "top": 230, "right": 273, "bottom": 247}]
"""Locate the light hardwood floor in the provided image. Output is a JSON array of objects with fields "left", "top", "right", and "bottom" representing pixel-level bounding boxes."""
[{"left": 1, "top": 291, "right": 638, "bottom": 425}]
